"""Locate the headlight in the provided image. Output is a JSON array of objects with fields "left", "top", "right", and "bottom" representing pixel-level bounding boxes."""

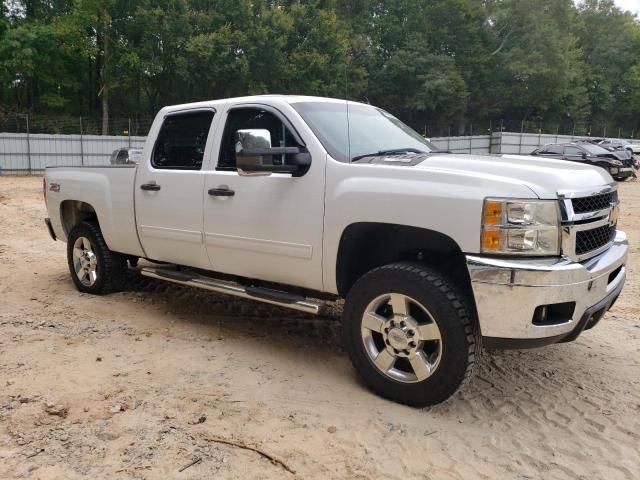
[
  {"left": 481, "top": 199, "right": 560, "bottom": 256},
  {"left": 611, "top": 160, "right": 623, "bottom": 166}
]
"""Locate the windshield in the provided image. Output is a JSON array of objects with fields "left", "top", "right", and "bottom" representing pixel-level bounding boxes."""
[
  {"left": 582, "top": 144, "right": 611, "bottom": 155},
  {"left": 291, "top": 101, "right": 437, "bottom": 162}
]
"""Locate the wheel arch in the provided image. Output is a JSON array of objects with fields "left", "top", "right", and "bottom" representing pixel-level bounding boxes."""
[
  {"left": 60, "top": 200, "right": 100, "bottom": 238},
  {"left": 335, "top": 222, "right": 477, "bottom": 324}
]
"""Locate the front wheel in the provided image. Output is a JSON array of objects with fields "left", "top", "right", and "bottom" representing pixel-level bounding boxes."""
[
  {"left": 342, "top": 262, "right": 477, "bottom": 407},
  {"left": 66, "top": 221, "right": 126, "bottom": 294}
]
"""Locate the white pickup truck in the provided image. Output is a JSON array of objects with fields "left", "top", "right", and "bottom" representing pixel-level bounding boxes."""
[{"left": 44, "top": 95, "right": 628, "bottom": 406}]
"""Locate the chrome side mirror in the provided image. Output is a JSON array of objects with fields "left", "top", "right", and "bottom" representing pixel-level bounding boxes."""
[
  {"left": 236, "top": 129, "right": 273, "bottom": 176},
  {"left": 235, "top": 128, "right": 311, "bottom": 177}
]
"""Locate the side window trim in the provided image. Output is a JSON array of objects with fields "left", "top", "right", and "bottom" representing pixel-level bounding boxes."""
[
  {"left": 151, "top": 107, "right": 216, "bottom": 171},
  {"left": 162, "top": 106, "right": 217, "bottom": 118}
]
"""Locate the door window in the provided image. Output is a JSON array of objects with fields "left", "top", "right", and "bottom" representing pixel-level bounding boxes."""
[
  {"left": 564, "top": 146, "right": 582, "bottom": 157},
  {"left": 152, "top": 110, "right": 215, "bottom": 170},
  {"left": 545, "top": 145, "right": 564, "bottom": 155},
  {"left": 217, "top": 108, "right": 298, "bottom": 171}
]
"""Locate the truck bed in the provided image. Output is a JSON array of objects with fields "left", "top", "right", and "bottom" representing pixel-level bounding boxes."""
[{"left": 44, "top": 164, "right": 145, "bottom": 257}]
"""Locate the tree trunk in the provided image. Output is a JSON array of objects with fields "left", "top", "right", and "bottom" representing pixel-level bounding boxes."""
[{"left": 101, "top": 84, "right": 109, "bottom": 135}]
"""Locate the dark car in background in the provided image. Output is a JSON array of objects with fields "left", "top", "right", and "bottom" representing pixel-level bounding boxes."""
[
  {"left": 579, "top": 138, "right": 636, "bottom": 157},
  {"left": 578, "top": 138, "right": 631, "bottom": 157},
  {"left": 531, "top": 143, "right": 635, "bottom": 181},
  {"left": 110, "top": 147, "right": 143, "bottom": 165},
  {"left": 597, "top": 139, "right": 640, "bottom": 155}
]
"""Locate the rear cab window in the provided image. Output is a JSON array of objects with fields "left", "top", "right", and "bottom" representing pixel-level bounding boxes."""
[{"left": 152, "top": 110, "right": 215, "bottom": 170}]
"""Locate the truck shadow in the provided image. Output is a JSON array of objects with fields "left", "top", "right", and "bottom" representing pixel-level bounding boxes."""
[
  {"left": 125, "top": 270, "right": 345, "bottom": 348},
  {"left": 124, "top": 269, "right": 608, "bottom": 414}
]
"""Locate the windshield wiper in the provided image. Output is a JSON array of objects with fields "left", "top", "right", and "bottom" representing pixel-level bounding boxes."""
[{"left": 351, "top": 148, "right": 426, "bottom": 162}]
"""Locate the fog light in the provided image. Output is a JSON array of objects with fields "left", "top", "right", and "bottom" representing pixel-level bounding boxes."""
[{"left": 532, "top": 302, "right": 576, "bottom": 326}]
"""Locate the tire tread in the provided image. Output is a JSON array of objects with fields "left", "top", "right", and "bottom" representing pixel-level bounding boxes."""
[
  {"left": 67, "top": 221, "right": 126, "bottom": 294},
  {"left": 343, "top": 261, "right": 477, "bottom": 406}
]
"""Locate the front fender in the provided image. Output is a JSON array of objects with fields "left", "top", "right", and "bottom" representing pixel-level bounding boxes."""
[{"left": 322, "top": 159, "right": 537, "bottom": 294}]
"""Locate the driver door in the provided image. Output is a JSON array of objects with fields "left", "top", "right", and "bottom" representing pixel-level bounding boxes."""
[
  {"left": 203, "top": 104, "right": 326, "bottom": 291},
  {"left": 563, "top": 146, "right": 584, "bottom": 163}
]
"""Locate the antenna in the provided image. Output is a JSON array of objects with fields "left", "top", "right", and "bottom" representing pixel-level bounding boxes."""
[{"left": 345, "top": 2, "right": 351, "bottom": 161}]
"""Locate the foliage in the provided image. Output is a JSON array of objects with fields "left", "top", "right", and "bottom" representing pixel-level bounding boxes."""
[{"left": 0, "top": 0, "right": 638, "bottom": 135}]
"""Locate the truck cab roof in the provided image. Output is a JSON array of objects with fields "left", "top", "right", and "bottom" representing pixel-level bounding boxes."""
[{"left": 159, "top": 95, "right": 367, "bottom": 115}]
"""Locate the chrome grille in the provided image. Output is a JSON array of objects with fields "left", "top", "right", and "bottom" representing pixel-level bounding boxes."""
[
  {"left": 559, "top": 186, "right": 618, "bottom": 261},
  {"left": 575, "top": 225, "right": 616, "bottom": 255},
  {"left": 571, "top": 191, "right": 617, "bottom": 214}
]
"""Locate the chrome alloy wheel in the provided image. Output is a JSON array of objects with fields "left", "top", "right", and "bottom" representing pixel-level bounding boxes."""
[
  {"left": 361, "top": 293, "right": 442, "bottom": 383},
  {"left": 72, "top": 236, "right": 98, "bottom": 287}
]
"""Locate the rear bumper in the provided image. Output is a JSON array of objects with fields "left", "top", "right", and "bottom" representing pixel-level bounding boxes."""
[
  {"left": 44, "top": 218, "right": 56, "bottom": 241},
  {"left": 466, "top": 231, "right": 627, "bottom": 348}
]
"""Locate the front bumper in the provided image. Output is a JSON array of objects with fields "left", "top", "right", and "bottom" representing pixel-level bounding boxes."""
[
  {"left": 611, "top": 167, "right": 635, "bottom": 179},
  {"left": 467, "top": 231, "right": 628, "bottom": 348}
]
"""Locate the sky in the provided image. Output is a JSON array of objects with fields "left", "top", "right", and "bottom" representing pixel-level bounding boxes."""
[
  {"left": 574, "top": 0, "right": 640, "bottom": 16},
  {"left": 614, "top": 0, "right": 640, "bottom": 16}
]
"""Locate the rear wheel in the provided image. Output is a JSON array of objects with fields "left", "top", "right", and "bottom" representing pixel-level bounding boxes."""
[
  {"left": 67, "top": 221, "right": 126, "bottom": 294},
  {"left": 342, "top": 262, "right": 476, "bottom": 407}
]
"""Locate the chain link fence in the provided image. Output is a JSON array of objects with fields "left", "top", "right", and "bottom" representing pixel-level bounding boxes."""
[
  {"left": 0, "top": 112, "right": 153, "bottom": 136},
  {"left": 1, "top": 112, "right": 636, "bottom": 140},
  {"left": 1, "top": 112, "right": 638, "bottom": 175},
  {"left": 422, "top": 119, "right": 638, "bottom": 139},
  {"left": 0, "top": 113, "right": 152, "bottom": 175}
]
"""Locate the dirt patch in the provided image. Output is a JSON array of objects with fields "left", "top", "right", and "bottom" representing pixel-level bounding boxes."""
[{"left": 1, "top": 175, "right": 639, "bottom": 479}]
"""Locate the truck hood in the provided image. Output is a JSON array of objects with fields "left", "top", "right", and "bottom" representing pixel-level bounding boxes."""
[{"left": 413, "top": 153, "right": 613, "bottom": 199}]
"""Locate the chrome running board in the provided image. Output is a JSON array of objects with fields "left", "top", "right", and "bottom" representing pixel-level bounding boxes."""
[{"left": 140, "top": 266, "right": 324, "bottom": 315}]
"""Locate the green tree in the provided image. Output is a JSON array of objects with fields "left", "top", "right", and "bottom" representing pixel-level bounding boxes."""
[
  {"left": 0, "top": 22, "right": 73, "bottom": 110},
  {"left": 578, "top": 0, "right": 640, "bottom": 134},
  {"left": 484, "top": 0, "right": 588, "bottom": 130},
  {"left": 0, "top": 0, "right": 638, "bottom": 136}
]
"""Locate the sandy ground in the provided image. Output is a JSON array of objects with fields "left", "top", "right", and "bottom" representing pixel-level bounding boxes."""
[{"left": 0, "top": 175, "right": 638, "bottom": 480}]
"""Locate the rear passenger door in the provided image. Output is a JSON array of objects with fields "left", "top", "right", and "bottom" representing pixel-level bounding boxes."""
[{"left": 135, "top": 109, "right": 217, "bottom": 268}]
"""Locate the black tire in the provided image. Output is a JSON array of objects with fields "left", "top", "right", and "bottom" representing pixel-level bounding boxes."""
[
  {"left": 66, "top": 221, "right": 127, "bottom": 294},
  {"left": 342, "top": 262, "right": 476, "bottom": 407}
]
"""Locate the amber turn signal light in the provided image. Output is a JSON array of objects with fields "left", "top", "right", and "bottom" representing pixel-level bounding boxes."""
[
  {"left": 481, "top": 228, "right": 501, "bottom": 251},
  {"left": 483, "top": 200, "right": 502, "bottom": 225}
]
